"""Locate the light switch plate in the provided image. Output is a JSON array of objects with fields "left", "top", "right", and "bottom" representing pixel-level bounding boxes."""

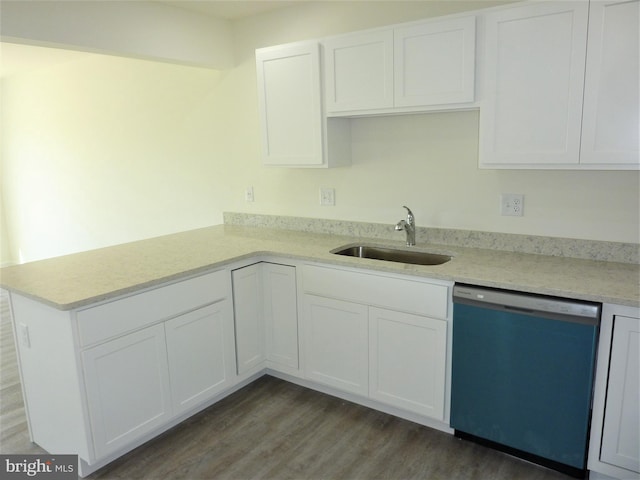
[
  {"left": 19, "top": 322, "right": 30, "bottom": 348},
  {"left": 245, "top": 186, "right": 254, "bottom": 203}
]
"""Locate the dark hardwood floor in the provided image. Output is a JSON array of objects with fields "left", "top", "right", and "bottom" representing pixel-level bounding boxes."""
[{"left": 0, "top": 292, "right": 571, "bottom": 479}]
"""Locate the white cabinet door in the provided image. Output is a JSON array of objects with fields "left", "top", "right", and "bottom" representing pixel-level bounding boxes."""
[
  {"left": 479, "top": 2, "right": 589, "bottom": 166},
  {"left": 256, "top": 42, "right": 323, "bottom": 166},
  {"left": 232, "top": 264, "right": 266, "bottom": 375},
  {"left": 581, "top": 0, "right": 639, "bottom": 166},
  {"left": 302, "top": 294, "right": 369, "bottom": 396},
  {"left": 394, "top": 16, "right": 475, "bottom": 108},
  {"left": 263, "top": 263, "right": 299, "bottom": 371},
  {"left": 82, "top": 324, "right": 172, "bottom": 459},
  {"left": 324, "top": 29, "right": 394, "bottom": 113},
  {"left": 369, "top": 307, "right": 447, "bottom": 420},
  {"left": 601, "top": 315, "right": 640, "bottom": 473},
  {"left": 165, "top": 302, "right": 235, "bottom": 416}
]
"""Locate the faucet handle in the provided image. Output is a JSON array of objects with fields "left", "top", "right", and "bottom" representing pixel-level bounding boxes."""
[{"left": 402, "top": 205, "right": 414, "bottom": 221}]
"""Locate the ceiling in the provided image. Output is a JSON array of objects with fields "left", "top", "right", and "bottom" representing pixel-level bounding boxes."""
[
  {"left": 0, "top": 1, "right": 304, "bottom": 78},
  {"left": 160, "top": 1, "right": 302, "bottom": 19}
]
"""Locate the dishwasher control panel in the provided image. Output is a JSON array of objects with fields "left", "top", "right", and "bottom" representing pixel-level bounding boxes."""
[{"left": 453, "top": 284, "right": 601, "bottom": 321}]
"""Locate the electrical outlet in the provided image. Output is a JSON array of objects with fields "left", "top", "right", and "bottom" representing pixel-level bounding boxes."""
[
  {"left": 500, "top": 193, "right": 524, "bottom": 216},
  {"left": 320, "top": 188, "right": 335, "bottom": 206},
  {"left": 245, "top": 186, "right": 254, "bottom": 203}
]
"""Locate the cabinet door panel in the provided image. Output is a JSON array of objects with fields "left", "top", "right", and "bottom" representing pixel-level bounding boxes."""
[
  {"left": 369, "top": 308, "right": 447, "bottom": 419},
  {"left": 232, "top": 265, "right": 266, "bottom": 374},
  {"left": 480, "top": 2, "right": 588, "bottom": 166},
  {"left": 256, "top": 42, "right": 323, "bottom": 166},
  {"left": 324, "top": 30, "right": 394, "bottom": 113},
  {"left": 581, "top": 0, "right": 639, "bottom": 166},
  {"left": 395, "top": 16, "right": 475, "bottom": 107},
  {"left": 166, "top": 302, "right": 234, "bottom": 415},
  {"left": 601, "top": 315, "right": 640, "bottom": 472},
  {"left": 263, "top": 263, "right": 299, "bottom": 370},
  {"left": 82, "top": 324, "right": 172, "bottom": 459},
  {"left": 303, "top": 295, "right": 368, "bottom": 396}
]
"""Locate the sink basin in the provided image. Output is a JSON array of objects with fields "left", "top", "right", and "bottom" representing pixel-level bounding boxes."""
[{"left": 331, "top": 244, "right": 452, "bottom": 266}]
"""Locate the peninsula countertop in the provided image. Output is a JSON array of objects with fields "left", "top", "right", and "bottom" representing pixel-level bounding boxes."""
[{"left": 1, "top": 224, "right": 638, "bottom": 310}]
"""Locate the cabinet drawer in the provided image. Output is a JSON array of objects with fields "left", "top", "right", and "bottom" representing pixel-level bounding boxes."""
[
  {"left": 302, "top": 265, "right": 449, "bottom": 319},
  {"left": 77, "top": 270, "right": 228, "bottom": 347}
]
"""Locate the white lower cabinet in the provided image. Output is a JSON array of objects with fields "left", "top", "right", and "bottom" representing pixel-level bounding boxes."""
[
  {"left": 589, "top": 304, "right": 640, "bottom": 479},
  {"left": 83, "top": 299, "right": 234, "bottom": 460},
  {"left": 263, "top": 263, "right": 299, "bottom": 370},
  {"left": 301, "top": 264, "right": 451, "bottom": 422},
  {"left": 232, "top": 262, "right": 299, "bottom": 376},
  {"left": 369, "top": 307, "right": 447, "bottom": 420},
  {"left": 303, "top": 295, "right": 369, "bottom": 396},
  {"left": 82, "top": 323, "right": 173, "bottom": 459},
  {"left": 165, "top": 303, "right": 235, "bottom": 416},
  {"left": 11, "top": 258, "right": 454, "bottom": 477},
  {"left": 10, "top": 270, "right": 236, "bottom": 476},
  {"left": 232, "top": 264, "right": 266, "bottom": 374}
]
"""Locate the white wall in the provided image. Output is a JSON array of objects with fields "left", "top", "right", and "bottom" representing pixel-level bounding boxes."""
[
  {"left": 0, "top": 0, "right": 233, "bottom": 68},
  {"left": 1, "top": 1, "right": 638, "bottom": 264},
  {"left": 1, "top": 52, "right": 226, "bottom": 262}
]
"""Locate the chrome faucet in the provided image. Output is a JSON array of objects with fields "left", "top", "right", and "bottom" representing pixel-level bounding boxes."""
[{"left": 395, "top": 205, "right": 416, "bottom": 246}]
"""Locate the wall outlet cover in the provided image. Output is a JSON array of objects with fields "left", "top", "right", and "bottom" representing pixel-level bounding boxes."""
[
  {"left": 500, "top": 193, "right": 524, "bottom": 216},
  {"left": 320, "top": 188, "right": 335, "bottom": 206}
]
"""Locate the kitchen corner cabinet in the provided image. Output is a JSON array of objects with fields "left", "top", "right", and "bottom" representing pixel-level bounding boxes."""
[
  {"left": 301, "top": 264, "right": 451, "bottom": 421},
  {"left": 10, "top": 270, "right": 235, "bottom": 476},
  {"left": 232, "top": 262, "right": 299, "bottom": 377},
  {"left": 255, "top": 41, "right": 350, "bottom": 168},
  {"left": 589, "top": 304, "right": 640, "bottom": 480},
  {"left": 262, "top": 262, "right": 299, "bottom": 371},
  {"left": 232, "top": 264, "right": 265, "bottom": 374},
  {"left": 324, "top": 15, "right": 476, "bottom": 116},
  {"left": 479, "top": 0, "right": 639, "bottom": 169}
]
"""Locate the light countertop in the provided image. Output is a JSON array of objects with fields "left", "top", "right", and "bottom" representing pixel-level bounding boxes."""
[{"left": 1, "top": 224, "right": 638, "bottom": 310}]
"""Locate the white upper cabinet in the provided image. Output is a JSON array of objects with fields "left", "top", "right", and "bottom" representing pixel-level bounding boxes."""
[
  {"left": 580, "top": 0, "right": 639, "bottom": 166},
  {"left": 479, "top": 0, "right": 639, "bottom": 169},
  {"left": 479, "top": 2, "right": 589, "bottom": 167},
  {"left": 324, "top": 15, "right": 476, "bottom": 116},
  {"left": 256, "top": 42, "right": 322, "bottom": 166},
  {"left": 324, "top": 30, "right": 394, "bottom": 113},
  {"left": 255, "top": 41, "right": 350, "bottom": 168},
  {"left": 394, "top": 16, "right": 475, "bottom": 108}
]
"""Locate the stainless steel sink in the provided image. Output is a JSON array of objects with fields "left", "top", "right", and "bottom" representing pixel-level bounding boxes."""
[{"left": 331, "top": 244, "right": 452, "bottom": 266}]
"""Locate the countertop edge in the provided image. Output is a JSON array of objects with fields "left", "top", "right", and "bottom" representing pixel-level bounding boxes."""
[{"left": 1, "top": 226, "right": 638, "bottom": 311}]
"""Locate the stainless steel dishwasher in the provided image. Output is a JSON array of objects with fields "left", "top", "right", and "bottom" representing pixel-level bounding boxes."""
[{"left": 451, "top": 284, "right": 601, "bottom": 479}]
